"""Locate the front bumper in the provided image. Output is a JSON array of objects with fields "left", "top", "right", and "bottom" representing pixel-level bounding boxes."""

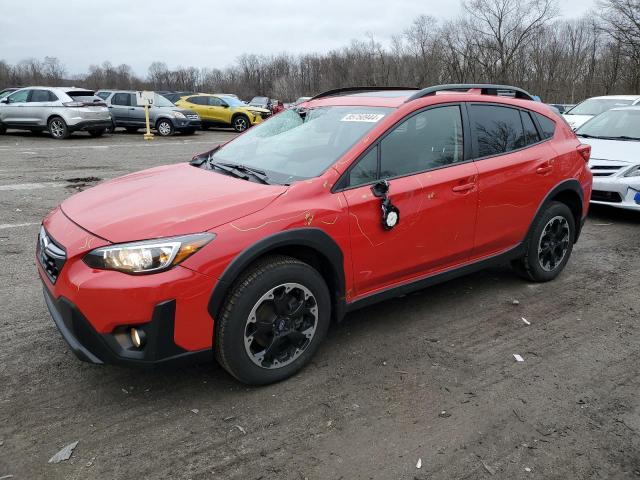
[
  {"left": 38, "top": 207, "right": 217, "bottom": 367},
  {"left": 591, "top": 176, "right": 640, "bottom": 211},
  {"left": 68, "top": 119, "right": 113, "bottom": 132},
  {"left": 173, "top": 118, "right": 201, "bottom": 131},
  {"left": 43, "top": 285, "right": 212, "bottom": 367}
]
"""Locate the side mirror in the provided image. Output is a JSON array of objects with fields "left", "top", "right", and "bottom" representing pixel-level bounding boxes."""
[
  {"left": 220, "top": 102, "right": 229, "bottom": 108},
  {"left": 0, "top": 98, "right": 8, "bottom": 104}
]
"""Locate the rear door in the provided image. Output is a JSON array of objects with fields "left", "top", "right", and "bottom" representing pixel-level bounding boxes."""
[
  {"left": 342, "top": 104, "right": 479, "bottom": 296},
  {"left": 109, "top": 92, "right": 132, "bottom": 124},
  {"left": 469, "top": 104, "right": 560, "bottom": 258},
  {"left": 28, "top": 89, "right": 59, "bottom": 126},
  {"left": 127, "top": 93, "right": 146, "bottom": 125}
]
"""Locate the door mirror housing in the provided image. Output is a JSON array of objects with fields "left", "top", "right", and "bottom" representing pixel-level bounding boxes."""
[{"left": 0, "top": 98, "right": 8, "bottom": 104}]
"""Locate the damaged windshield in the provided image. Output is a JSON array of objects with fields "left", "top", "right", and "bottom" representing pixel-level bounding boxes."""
[{"left": 208, "top": 106, "right": 392, "bottom": 184}]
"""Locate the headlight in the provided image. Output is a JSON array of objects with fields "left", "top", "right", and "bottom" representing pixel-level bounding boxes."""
[
  {"left": 172, "top": 111, "right": 186, "bottom": 119},
  {"left": 624, "top": 165, "right": 640, "bottom": 177},
  {"left": 84, "top": 233, "right": 214, "bottom": 274}
]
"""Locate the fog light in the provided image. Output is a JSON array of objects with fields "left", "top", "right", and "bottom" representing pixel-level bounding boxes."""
[{"left": 130, "top": 327, "right": 146, "bottom": 348}]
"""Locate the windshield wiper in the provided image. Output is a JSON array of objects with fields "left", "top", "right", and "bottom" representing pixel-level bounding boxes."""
[
  {"left": 217, "top": 162, "right": 272, "bottom": 184},
  {"left": 604, "top": 135, "right": 640, "bottom": 141}
]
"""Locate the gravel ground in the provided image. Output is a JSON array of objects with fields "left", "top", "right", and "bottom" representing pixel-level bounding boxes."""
[{"left": 0, "top": 129, "right": 638, "bottom": 479}]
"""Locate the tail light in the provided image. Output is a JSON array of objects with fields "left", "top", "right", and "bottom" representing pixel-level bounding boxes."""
[
  {"left": 63, "top": 101, "right": 85, "bottom": 107},
  {"left": 577, "top": 144, "right": 591, "bottom": 162}
]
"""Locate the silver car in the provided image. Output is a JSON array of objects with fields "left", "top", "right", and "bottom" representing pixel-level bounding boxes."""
[
  {"left": 577, "top": 106, "right": 640, "bottom": 211},
  {"left": 97, "top": 90, "right": 201, "bottom": 136},
  {"left": 0, "top": 86, "right": 111, "bottom": 139}
]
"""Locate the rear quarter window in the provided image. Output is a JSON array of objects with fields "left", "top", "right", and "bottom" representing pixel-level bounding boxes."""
[{"left": 535, "top": 113, "right": 556, "bottom": 139}]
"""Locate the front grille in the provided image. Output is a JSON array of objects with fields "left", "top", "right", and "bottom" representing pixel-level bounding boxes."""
[
  {"left": 37, "top": 227, "right": 66, "bottom": 283},
  {"left": 260, "top": 112, "right": 272, "bottom": 119},
  {"left": 590, "top": 165, "right": 625, "bottom": 177},
  {"left": 186, "top": 114, "right": 199, "bottom": 120},
  {"left": 591, "top": 190, "right": 623, "bottom": 203}
]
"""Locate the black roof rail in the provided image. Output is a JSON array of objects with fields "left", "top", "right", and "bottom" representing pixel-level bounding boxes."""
[
  {"left": 310, "top": 86, "right": 419, "bottom": 101},
  {"left": 405, "top": 84, "right": 536, "bottom": 102}
]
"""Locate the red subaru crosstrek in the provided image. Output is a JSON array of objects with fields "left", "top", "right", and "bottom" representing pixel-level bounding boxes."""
[{"left": 37, "top": 84, "right": 592, "bottom": 385}]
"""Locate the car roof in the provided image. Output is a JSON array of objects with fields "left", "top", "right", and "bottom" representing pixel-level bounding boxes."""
[{"left": 588, "top": 95, "right": 640, "bottom": 100}]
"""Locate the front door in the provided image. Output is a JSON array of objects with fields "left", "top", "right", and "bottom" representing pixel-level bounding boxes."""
[{"left": 342, "top": 104, "right": 479, "bottom": 297}]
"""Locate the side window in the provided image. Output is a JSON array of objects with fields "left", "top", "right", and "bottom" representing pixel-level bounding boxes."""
[
  {"left": 48, "top": 91, "right": 59, "bottom": 101},
  {"left": 7, "top": 90, "right": 29, "bottom": 103},
  {"left": 348, "top": 146, "right": 378, "bottom": 187},
  {"left": 470, "top": 105, "right": 524, "bottom": 158},
  {"left": 128, "top": 93, "right": 138, "bottom": 106},
  {"left": 534, "top": 113, "right": 556, "bottom": 139},
  {"left": 209, "top": 97, "right": 223, "bottom": 106},
  {"left": 188, "top": 96, "right": 205, "bottom": 105},
  {"left": 380, "top": 105, "right": 464, "bottom": 179},
  {"left": 29, "top": 89, "right": 52, "bottom": 102},
  {"left": 112, "top": 93, "right": 130, "bottom": 106},
  {"left": 517, "top": 111, "right": 541, "bottom": 148}
]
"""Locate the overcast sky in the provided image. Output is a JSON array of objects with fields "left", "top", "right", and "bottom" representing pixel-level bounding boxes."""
[{"left": 0, "top": 0, "right": 596, "bottom": 76}]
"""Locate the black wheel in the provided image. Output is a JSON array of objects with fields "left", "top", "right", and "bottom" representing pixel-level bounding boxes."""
[
  {"left": 88, "top": 129, "right": 105, "bottom": 137},
  {"left": 105, "top": 121, "right": 116, "bottom": 134},
  {"left": 156, "top": 118, "right": 174, "bottom": 137},
  {"left": 511, "top": 201, "right": 575, "bottom": 282},
  {"left": 201, "top": 124, "right": 210, "bottom": 130},
  {"left": 48, "top": 116, "right": 69, "bottom": 139},
  {"left": 215, "top": 255, "right": 331, "bottom": 385},
  {"left": 232, "top": 115, "right": 250, "bottom": 132},
  {"left": 125, "top": 127, "right": 139, "bottom": 133},
  {"left": 0, "top": 123, "right": 5, "bottom": 134}
]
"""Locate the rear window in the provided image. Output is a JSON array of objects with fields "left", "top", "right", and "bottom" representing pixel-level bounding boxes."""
[{"left": 67, "top": 90, "right": 99, "bottom": 103}]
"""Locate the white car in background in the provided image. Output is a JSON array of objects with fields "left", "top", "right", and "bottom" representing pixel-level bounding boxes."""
[
  {"left": 563, "top": 95, "right": 640, "bottom": 130},
  {"left": 576, "top": 106, "right": 640, "bottom": 211}
]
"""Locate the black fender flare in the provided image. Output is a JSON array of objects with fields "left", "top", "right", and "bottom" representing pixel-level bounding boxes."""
[
  {"left": 208, "top": 228, "right": 347, "bottom": 324},
  {"left": 526, "top": 178, "right": 584, "bottom": 243}
]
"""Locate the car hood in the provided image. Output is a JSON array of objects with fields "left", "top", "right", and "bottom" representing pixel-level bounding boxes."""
[
  {"left": 581, "top": 137, "right": 640, "bottom": 164},
  {"left": 563, "top": 114, "right": 593, "bottom": 130},
  {"left": 61, "top": 163, "right": 287, "bottom": 243},
  {"left": 243, "top": 106, "right": 270, "bottom": 113}
]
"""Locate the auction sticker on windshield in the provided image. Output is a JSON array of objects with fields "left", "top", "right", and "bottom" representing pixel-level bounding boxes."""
[{"left": 341, "top": 113, "right": 385, "bottom": 122}]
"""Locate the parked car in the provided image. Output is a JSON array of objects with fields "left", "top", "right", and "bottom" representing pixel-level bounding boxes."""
[
  {"left": 576, "top": 106, "right": 640, "bottom": 210},
  {"left": 549, "top": 103, "right": 575, "bottom": 115},
  {"left": 37, "top": 84, "right": 591, "bottom": 385},
  {"left": 248, "top": 96, "right": 285, "bottom": 114},
  {"left": 563, "top": 95, "right": 640, "bottom": 130},
  {"left": 176, "top": 93, "right": 270, "bottom": 132},
  {"left": 97, "top": 90, "right": 201, "bottom": 136},
  {"left": 157, "top": 91, "right": 195, "bottom": 104},
  {"left": 0, "top": 87, "right": 111, "bottom": 139},
  {"left": 290, "top": 96, "right": 312, "bottom": 108}
]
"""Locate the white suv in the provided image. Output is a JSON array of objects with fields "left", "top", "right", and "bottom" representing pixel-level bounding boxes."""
[
  {"left": 563, "top": 95, "right": 640, "bottom": 130},
  {"left": 0, "top": 87, "right": 111, "bottom": 139}
]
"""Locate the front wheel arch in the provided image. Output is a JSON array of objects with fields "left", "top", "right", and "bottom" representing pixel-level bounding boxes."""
[{"left": 208, "top": 228, "right": 346, "bottom": 326}]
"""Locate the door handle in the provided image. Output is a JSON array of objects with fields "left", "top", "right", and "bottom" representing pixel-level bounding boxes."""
[
  {"left": 129, "top": 107, "right": 136, "bottom": 110},
  {"left": 536, "top": 165, "right": 553, "bottom": 175},
  {"left": 452, "top": 183, "right": 475, "bottom": 193}
]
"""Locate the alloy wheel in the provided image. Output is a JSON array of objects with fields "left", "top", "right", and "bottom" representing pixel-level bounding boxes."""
[
  {"left": 157, "top": 121, "right": 172, "bottom": 136},
  {"left": 537, "top": 215, "right": 570, "bottom": 272},
  {"left": 244, "top": 283, "right": 318, "bottom": 369},
  {"left": 234, "top": 117, "right": 248, "bottom": 132},
  {"left": 49, "top": 119, "right": 65, "bottom": 138}
]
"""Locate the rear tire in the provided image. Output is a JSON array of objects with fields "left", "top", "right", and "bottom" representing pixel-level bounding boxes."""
[
  {"left": 156, "top": 118, "right": 174, "bottom": 136},
  {"left": 215, "top": 255, "right": 331, "bottom": 385},
  {"left": 48, "top": 117, "right": 69, "bottom": 140},
  {"left": 511, "top": 201, "right": 575, "bottom": 282},
  {"left": 88, "top": 129, "right": 105, "bottom": 137}
]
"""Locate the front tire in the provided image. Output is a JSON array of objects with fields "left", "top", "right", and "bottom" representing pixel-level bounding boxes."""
[
  {"left": 232, "top": 115, "right": 250, "bottom": 132},
  {"left": 156, "top": 118, "right": 174, "bottom": 137},
  {"left": 215, "top": 255, "right": 331, "bottom": 385},
  {"left": 48, "top": 117, "right": 69, "bottom": 140},
  {"left": 511, "top": 201, "right": 575, "bottom": 282}
]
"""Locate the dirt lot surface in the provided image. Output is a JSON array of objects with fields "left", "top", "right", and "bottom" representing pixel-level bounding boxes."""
[{"left": 0, "top": 129, "right": 638, "bottom": 479}]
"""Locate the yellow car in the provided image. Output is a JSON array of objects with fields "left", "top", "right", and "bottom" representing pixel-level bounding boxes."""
[{"left": 175, "top": 94, "right": 271, "bottom": 132}]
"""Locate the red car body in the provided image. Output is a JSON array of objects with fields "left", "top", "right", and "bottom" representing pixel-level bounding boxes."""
[{"left": 38, "top": 85, "right": 592, "bottom": 376}]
